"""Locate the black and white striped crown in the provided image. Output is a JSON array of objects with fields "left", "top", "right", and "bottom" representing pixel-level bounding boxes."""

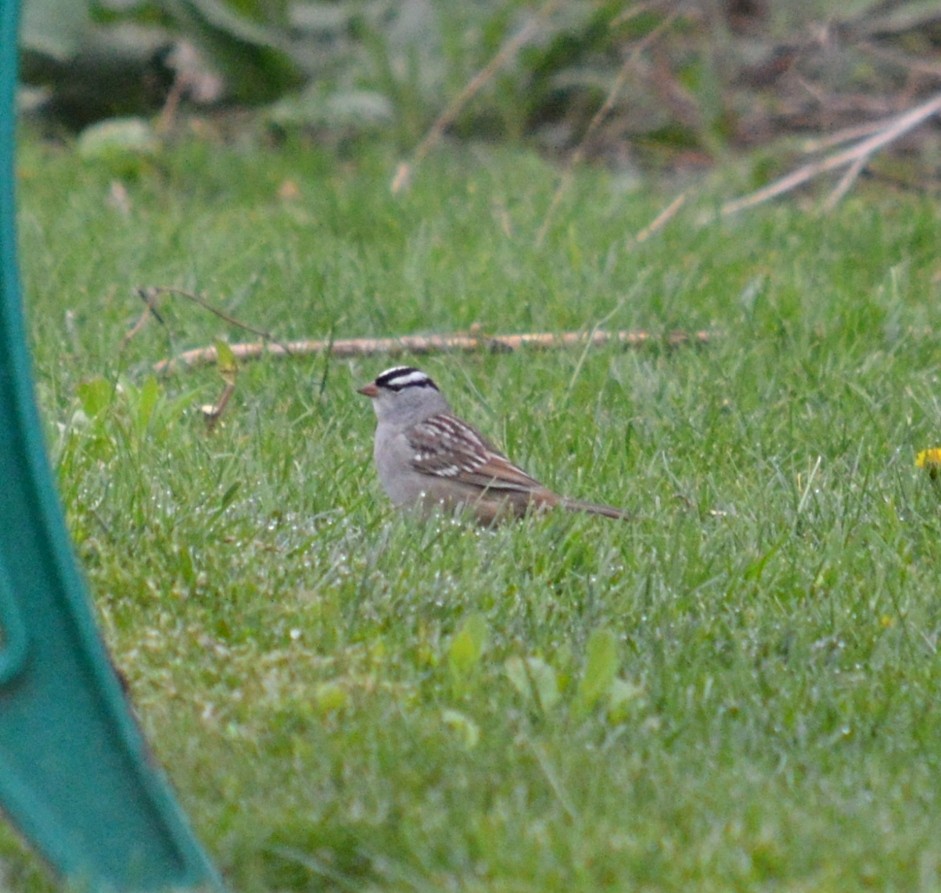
[{"left": 375, "top": 366, "right": 439, "bottom": 393}]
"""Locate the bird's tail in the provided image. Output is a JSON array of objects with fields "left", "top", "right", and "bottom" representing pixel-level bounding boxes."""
[{"left": 559, "top": 497, "right": 631, "bottom": 520}]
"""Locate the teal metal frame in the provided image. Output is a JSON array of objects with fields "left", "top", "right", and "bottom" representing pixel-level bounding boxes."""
[{"left": 0, "top": 2, "right": 227, "bottom": 889}]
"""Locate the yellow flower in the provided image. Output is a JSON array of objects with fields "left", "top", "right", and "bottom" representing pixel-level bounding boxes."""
[{"left": 915, "top": 448, "right": 941, "bottom": 478}]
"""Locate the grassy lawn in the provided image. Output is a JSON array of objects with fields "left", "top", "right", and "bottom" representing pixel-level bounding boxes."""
[{"left": 4, "top": 128, "right": 941, "bottom": 891}]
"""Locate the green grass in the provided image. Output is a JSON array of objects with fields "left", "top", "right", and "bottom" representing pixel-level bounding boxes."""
[{"left": 5, "top": 128, "right": 941, "bottom": 891}]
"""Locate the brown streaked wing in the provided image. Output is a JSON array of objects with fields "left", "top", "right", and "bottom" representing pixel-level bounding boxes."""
[{"left": 406, "top": 413, "right": 543, "bottom": 493}]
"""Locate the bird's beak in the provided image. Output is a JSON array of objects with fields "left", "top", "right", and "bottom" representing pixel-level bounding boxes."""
[{"left": 357, "top": 382, "right": 379, "bottom": 398}]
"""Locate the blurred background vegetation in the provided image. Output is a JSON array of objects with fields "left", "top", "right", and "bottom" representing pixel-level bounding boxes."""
[{"left": 17, "top": 0, "right": 941, "bottom": 184}]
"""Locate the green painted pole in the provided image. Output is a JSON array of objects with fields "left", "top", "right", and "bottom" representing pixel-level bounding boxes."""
[{"left": 0, "top": 2, "right": 227, "bottom": 889}]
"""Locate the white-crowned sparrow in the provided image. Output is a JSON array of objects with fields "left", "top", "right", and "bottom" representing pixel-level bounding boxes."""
[{"left": 358, "top": 365, "right": 629, "bottom": 524}]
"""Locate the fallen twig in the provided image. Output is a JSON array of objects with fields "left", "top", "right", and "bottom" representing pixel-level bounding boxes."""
[
  {"left": 122, "top": 285, "right": 297, "bottom": 361},
  {"left": 154, "top": 328, "right": 714, "bottom": 374},
  {"left": 391, "top": 0, "right": 562, "bottom": 195},
  {"left": 798, "top": 119, "right": 889, "bottom": 154},
  {"left": 722, "top": 89, "right": 941, "bottom": 215},
  {"left": 119, "top": 287, "right": 164, "bottom": 350},
  {"left": 143, "top": 286, "right": 283, "bottom": 342},
  {"left": 857, "top": 40, "right": 941, "bottom": 81},
  {"left": 821, "top": 151, "right": 867, "bottom": 212},
  {"left": 535, "top": 5, "right": 679, "bottom": 246},
  {"left": 632, "top": 191, "right": 687, "bottom": 243}
]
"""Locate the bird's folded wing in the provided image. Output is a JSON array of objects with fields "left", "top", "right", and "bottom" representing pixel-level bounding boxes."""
[{"left": 407, "top": 413, "right": 543, "bottom": 493}]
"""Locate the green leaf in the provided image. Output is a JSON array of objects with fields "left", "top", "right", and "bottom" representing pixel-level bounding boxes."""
[
  {"left": 76, "top": 376, "right": 114, "bottom": 418},
  {"left": 219, "top": 482, "right": 241, "bottom": 511},
  {"left": 77, "top": 117, "right": 158, "bottom": 160},
  {"left": 448, "top": 613, "right": 488, "bottom": 684},
  {"left": 214, "top": 340, "right": 238, "bottom": 383},
  {"left": 313, "top": 682, "right": 349, "bottom": 715},
  {"left": 574, "top": 628, "right": 619, "bottom": 717},
  {"left": 506, "top": 656, "right": 560, "bottom": 713},
  {"left": 133, "top": 376, "right": 161, "bottom": 436},
  {"left": 441, "top": 709, "right": 480, "bottom": 749},
  {"left": 606, "top": 678, "right": 645, "bottom": 724}
]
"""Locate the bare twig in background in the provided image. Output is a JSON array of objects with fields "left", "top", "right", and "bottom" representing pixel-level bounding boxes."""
[
  {"left": 722, "top": 90, "right": 941, "bottom": 215},
  {"left": 151, "top": 286, "right": 281, "bottom": 341},
  {"left": 857, "top": 40, "right": 941, "bottom": 80},
  {"left": 821, "top": 152, "right": 868, "bottom": 211},
  {"left": 119, "top": 287, "right": 164, "bottom": 350},
  {"left": 798, "top": 119, "right": 888, "bottom": 154},
  {"left": 155, "top": 328, "right": 714, "bottom": 374},
  {"left": 122, "top": 285, "right": 296, "bottom": 357},
  {"left": 391, "top": 0, "right": 563, "bottom": 195},
  {"left": 535, "top": 7, "right": 680, "bottom": 246},
  {"left": 632, "top": 191, "right": 686, "bottom": 243}
]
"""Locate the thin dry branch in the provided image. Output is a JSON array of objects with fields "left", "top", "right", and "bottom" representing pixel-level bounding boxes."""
[
  {"left": 535, "top": 6, "right": 679, "bottom": 246},
  {"left": 722, "top": 89, "right": 941, "bottom": 215},
  {"left": 122, "top": 285, "right": 298, "bottom": 362},
  {"left": 821, "top": 151, "right": 868, "bottom": 211},
  {"left": 391, "top": 0, "right": 562, "bottom": 195},
  {"left": 632, "top": 191, "right": 686, "bottom": 243},
  {"left": 142, "top": 286, "right": 283, "bottom": 343},
  {"left": 857, "top": 40, "right": 941, "bottom": 80},
  {"left": 798, "top": 119, "right": 889, "bottom": 154},
  {"left": 119, "top": 288, "right": 163, "bottom": 350},
  {"left": 199, "top": 380, "right": 236, "bottom": 432},
  {"left": 154, "top": 328, "right": 713, "bottom": 374}
]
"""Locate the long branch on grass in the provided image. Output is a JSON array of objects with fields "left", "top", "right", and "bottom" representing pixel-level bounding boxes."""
[
  {"left": 391, "top": 0, "right": 563, "bottom": 195},
  {"left": 721, "top": 89, "right": 941, "bottom": 215},
  {"left": 535, "top": 6, "right": 680, "bottom": 247},
  {"left": 154, "top": 328, "right": 713, "bottom": 373}
]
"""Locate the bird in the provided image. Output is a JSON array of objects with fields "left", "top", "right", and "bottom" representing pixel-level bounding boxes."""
[{"left": 357, "top": 365, "right": 630, "bottom": 524}]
